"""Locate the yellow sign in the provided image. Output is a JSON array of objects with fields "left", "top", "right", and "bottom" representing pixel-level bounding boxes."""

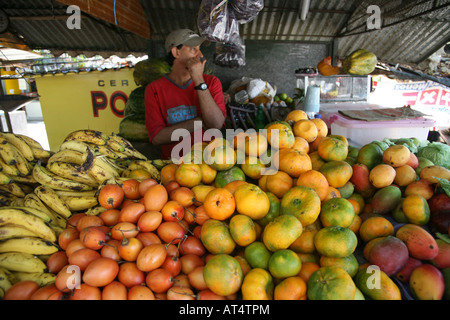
[{"left": 34, "top": 68, "right": 139, "bottom": 151}]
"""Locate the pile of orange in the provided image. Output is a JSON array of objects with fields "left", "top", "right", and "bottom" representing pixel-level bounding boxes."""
[{"left": 4, "top": 109, "right": 449, "bottom": 301}]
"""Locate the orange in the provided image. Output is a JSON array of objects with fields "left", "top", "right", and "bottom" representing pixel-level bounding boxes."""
[
  {"left": 383, "top": 144, "right": 411, "bottom": 167},
  {"left": 309, "top": 151, "right": 326, "bottom": 171},
  {"left": 214, "top": 166, "right": 246, "bottom": 188},
  {"left": 402, "top": 194, "right": 430, "bottom": 225},
  {"left": 244, "top": 241, "right": 272, "bottom": 269},
  {"left": 245, "top": 132, "right": 268, "bottom": 157},
  {"left": 359, "top": 216, "right": 394, "bottom": 242},
  {"left": 317, "top": 136, "right": 348, "bottom": 162},
  {"left": 263, "top": 215, "right": 303, "bottom": 252},
  {"left": 348, "top": 214, "right": 362, "bottom": 235},
  {"left": 394, "top": 165, "right": 417, "bottom": 187},
  {"left": 223, "top": 180, "right": 248, "bottom": 195},
  {"left": 241, "top": 268, "right": 274, "bottom": 300},
  {"left": 280, "top": 185, "right": 321, "bottom": 227},
  {"left": 199, "top": 163, "right": 217, "bottom": 185},
  {"left": 288, "top": 221, "right": 320, "bottom": 254},
  {"left": 322, "top": 186, "right": 341, "bottom": 202},
  {"left": 203, "top": 188, "right": 236, "bottom": 221},
  {"left": 264, "top": 170, "right": 294, "bottom": 199},
  {"left": 175, "top": 163, "right": 202, "bottom": 188},
  {"left": 234, "top": 183, "right": 270, "bottom": 220},
  {"left": 347, "top": 198, "right": 362, "bottom": 215},
  {"left": 266, "top": 123, "right": 295, "bottom": 149},
  {"left": 310, "top": 118, "right": 328, "bottom": 138},
  {"left": 369, "top": 164, "right": 396, "bottom": 188},
  {"left": 285, "top": 109, "right": 308, "bottom": 123},
  {"left": 274, "top": 276, "right": 307, "bottom": 300},
  {"left": 276, "top": 148, "right": 312, "bottom": 178},
  {"left": 296, "top": 170, "right": 330, "bottom": 201},
  {"left": 314, "top": 226, "right": 358, "bottom": 258},
  {"left": 203, "top": 254, "right": 243, "bottom": 296},
  {"left": 291, "top": 136, "right": 310, "bottom": 154},
  {"left": 191, "top": 185, "right": 215, "bottom": 205},
  {"left": 241, "top": 156, "right": 265, "bottom": 180},
  {"left": 319, "top": 160, "right": 353, "bottom": 188},
  {"left": 307, "top": 266, "right": 356, "bottom": 300},
  {"left": 204, "top": 139, "right": 236, "bottom": 171},
  {"left": 268, "top": 249, "right": 302, "bottom": 279},
  {"left": 229, "top": 214, "right": 257, "bottom": 247},
  {"left": 292, "top": 119, "right": 318, "bottom": 143},
  {"left": 298, "top": 262, "right": 320, "bottom": 283},
  {"left": 328, "top": 134, "right": 348, "bottom": 147},
  {"left": 319, "top": 254, "right": 359, "bottom": 278},
  {"left": 200, "top": 219, "right": 236, "bottom": 255},
  {"left": 255, "top": 192, "right": 280, "bottom": 227},
  {"left": 348, "top": 193, "right": 364, "bottom": 214},
  {"left": 160, "top": 163, "right": 178, "bottom": 186},
  {"left": 357, "top": 143, "right": 384, "bottom": 170},
  {"left": 319, "top": 198, "right": 355, "bottom": 228}
]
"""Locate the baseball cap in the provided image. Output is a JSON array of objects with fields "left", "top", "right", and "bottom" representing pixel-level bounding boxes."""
[{"left": 165, "top": 29, "right": 206, "bottom": 53}]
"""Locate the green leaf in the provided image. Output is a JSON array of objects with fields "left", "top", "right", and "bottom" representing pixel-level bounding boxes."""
[{"left": 435, "top": 177, "right": 450, "bottom": 197}]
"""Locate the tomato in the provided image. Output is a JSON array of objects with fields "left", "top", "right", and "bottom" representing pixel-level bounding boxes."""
[
  {"left": 138, "top": 178, "right": 158, "bottom": 197},
  {"left": 179, "top": 235, "right": 206, "bottom": 256},
  {"left": 117, "top": 262, "right": 145, "bottom": 288},
  {"left": 166, "top": 286, "right": 195, "bottom": 300},
  {"left": 30, "top": 284, "right": 65, "bottom": 300},
  {"left": 162, "top": 254, "right": 182, "bottom": 277},
  {"left": 157, "top": 221, "right": 187, "bottom": 245},
  {"left": 82, "top": 257, "right": 119, "bottom": 287},
  {"left": 169, "top": 187, "right": 195, "bottom": 207},
  {"left": 100, "top": 239, "right": 121, "bottom": 261},
  {"left": 46, "top": 251, "right": 68, "bottom": 274},
  {"left": 58, "top": 228, "right": 80, "bottom": 251},
  {"left": 68, "top": 247, "right": 101, "bottom": 271},
  {"left": 79, "top": 226, "right": 106, "bottom": 250},
  {"left": 102, "top": 281, "right": 128, "bottom": 300},
  {"left": 161, "top": 200, "right": 185, "bottom": 222},
  {"left": 145, "top": 268, "right": 175, "bottom": 293},
  {"left": 69, "top": 283, "right": 102, "bottom": 300},
  {"left": 136, "top": 243, "right": 167, "bottom": 272},
  {"left": 127, "top": 285, "right": 155, "bottom": 300},
  {"left": 55, "top": 265, "right": 82, "bottom": 293},
  {"left": 99, "top": 209, "right": 121, "bottom": 226},
  {"left": 180, "top": 254, "right": 205, "bottom": 274},
  {"left": 65, "top": 239, "right": 86, "bottom": 257},
  {"left": 76, "top": 215, "right": 104, "bottom": 232},
  {"left": 136, "top": 232, "right": 162, "bottom": 246},
  {"left": 118, "top": 202, "right": 146, "bottom": 224},
  {"left": 188, "top": 266, "right": 208, "bottom": 291},
  {"left": 118, "top": 237, "right": 144, "bottom": 262},
  {"left": 111, "top": 222, "right": 139, "bottom": 240},
  {"left": 3, "top": 281, "right": 39, "bottom": 300},
  {"left": 137, "top": 211, "right": 163, "bottom": 232},
  {"left": 66, "top": 213, "right": 86, "bottom": 229}
]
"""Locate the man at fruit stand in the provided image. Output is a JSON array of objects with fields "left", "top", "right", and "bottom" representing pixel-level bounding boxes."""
[{"left": 144, "top": 29, "right": 227, "bottom": 160}]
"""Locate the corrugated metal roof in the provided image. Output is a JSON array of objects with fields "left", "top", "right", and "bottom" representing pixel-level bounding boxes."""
[{"left": 0, "top": 0, "right": 449, "bottom": 66}]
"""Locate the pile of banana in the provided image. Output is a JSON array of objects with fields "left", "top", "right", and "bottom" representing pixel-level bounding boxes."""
[{"left": 0, "top": 205, "right": 61, "bottom": 297}]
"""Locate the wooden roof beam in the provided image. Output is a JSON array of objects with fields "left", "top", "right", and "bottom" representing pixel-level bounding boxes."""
[{"left": 56, "top": 0, "right": 150, "bottom": 40}]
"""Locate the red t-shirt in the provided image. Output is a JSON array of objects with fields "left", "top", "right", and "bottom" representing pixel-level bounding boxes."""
[{"left": 144, "top": 74, "right": 226, "bottom": 160}]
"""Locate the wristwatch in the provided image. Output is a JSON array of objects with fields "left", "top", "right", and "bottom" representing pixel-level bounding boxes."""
[{"left": 194, "top": 83, "right": 208, "bottom": 91}]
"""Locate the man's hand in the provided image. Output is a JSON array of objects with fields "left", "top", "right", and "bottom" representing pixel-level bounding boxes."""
[{"left": 186, "top": 57, "right": 206, "bottom": 84}]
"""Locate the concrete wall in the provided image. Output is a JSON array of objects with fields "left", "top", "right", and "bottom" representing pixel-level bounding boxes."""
[{"left": 148, "top": 40, "right": 330, "bottom": 97}]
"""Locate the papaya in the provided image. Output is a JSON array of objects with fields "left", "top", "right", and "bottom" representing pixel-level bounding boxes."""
[
  {"left": 342, "top": 49, "right": 378, "bottom": 75},
  {"left": 355, "top": 265, "right": 402, "bottom": 300},
  {"left": 395, "top": 224, "right": 439, "bottom": 261}
]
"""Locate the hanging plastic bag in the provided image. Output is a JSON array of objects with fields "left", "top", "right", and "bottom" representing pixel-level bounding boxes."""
[
  {"left": 229, "top": 0, "right": 264, "bottom": 24},
  {"left": 198, "top": 0, "right": 241, "bottom": 45},
  {"left": 213, "top": 40, "right": 246, "bottom": 68}
]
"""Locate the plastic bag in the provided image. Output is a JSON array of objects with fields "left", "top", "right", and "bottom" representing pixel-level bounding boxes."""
[
  {"left": 230, "top": 0, "right": 264, "bottom": 24},
  {"left": 198, "top": 0, "right": 241, "bottom": 45},
  {"left": 213, "top": 41, "right": 246, "bottom": 68}
]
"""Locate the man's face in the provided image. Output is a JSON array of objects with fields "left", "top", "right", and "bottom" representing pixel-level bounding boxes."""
[{"left": 176, "top": 45, "right": 203, "bottom": 65}]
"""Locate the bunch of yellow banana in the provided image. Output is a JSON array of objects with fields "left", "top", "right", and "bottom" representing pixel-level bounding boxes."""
[
  {"left": 0, "top": 205, "right": 62, "bottom": 295},
  {"left": 0, "top": 133, "right": 52, "bottom": 206}
]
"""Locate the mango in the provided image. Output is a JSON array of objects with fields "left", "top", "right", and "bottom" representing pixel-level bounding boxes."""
[
  {"left": 367, "top": 235, "right": 409, "bottom": 276},
  {"left": 371, "top": 185, "right": 402, "bottom": 215},
  {"left": 396, "top": 224, "right": 439, "bottom": 260},
  {"left": 395, "top": 257, "right": 423, "bottom": 283},
  {"left": 355, "top": 265, "right": 402, "bottom": 300},
  {"left": 350, "top": 163, "right": 376, "bottom": 199},
  {"left": 431, "top": 239, "right": 450, "bottom": 269},
  {"left": 409, "top": 264, "right": 445, "bottom": 300},
  {"left": 420, "top": 165, "right": 450, "bottom": 184}
]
